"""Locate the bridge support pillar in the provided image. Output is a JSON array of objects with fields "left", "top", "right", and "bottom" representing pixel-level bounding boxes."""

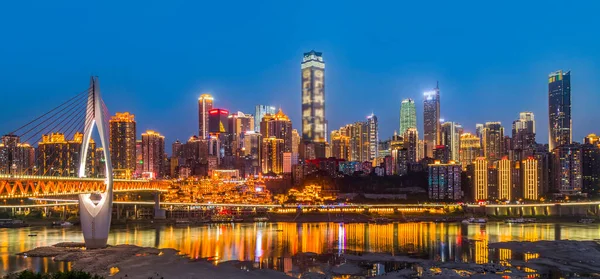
[
  {"left": 79, "top": 193, "right": 112, "bottom": 249},
  {"left": 154, "top": 192, "right": 165, "bottom": 219}
]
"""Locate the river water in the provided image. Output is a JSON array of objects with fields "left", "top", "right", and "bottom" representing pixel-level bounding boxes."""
[{"left": 1, "top": 222, "right": 600, "bottom": 276}]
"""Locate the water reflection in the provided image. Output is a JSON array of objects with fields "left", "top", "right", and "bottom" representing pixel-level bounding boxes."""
[{"left": 2, "top": 222, "right": 600, "bottom": 276}]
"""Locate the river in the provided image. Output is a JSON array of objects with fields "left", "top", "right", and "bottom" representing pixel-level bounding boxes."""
[{"left": 1, "top": 222, "right": 600, "bottom": 276}]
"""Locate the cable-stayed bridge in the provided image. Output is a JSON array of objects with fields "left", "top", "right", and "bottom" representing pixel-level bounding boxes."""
[{"left": 0, "top": 77, "right": 168, "bottom": 248}]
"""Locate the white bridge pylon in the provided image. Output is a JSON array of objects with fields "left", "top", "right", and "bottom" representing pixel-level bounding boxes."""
[{"left": 78, "top": 76, "right": 113, "bottom": 249}]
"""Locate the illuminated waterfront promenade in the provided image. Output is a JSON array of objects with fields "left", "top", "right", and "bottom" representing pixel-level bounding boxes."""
[{"left": 2, "top": 222, "right": 600, "bottom": 276}]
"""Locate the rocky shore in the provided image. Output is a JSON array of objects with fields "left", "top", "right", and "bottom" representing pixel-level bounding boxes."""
[{"left": 12, "top": 240, "right": 600, "bottom": 278}]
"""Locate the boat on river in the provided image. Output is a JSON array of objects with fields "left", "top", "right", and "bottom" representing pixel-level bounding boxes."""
[
  {"left": 0, "top": 219, "right": 28, "bottom": 228},
  {"left": 505, "top": 218, "right": 536, "bottom": 224},
  {"left": 461, "top": 218, "right": 487, "bottom": 224}
]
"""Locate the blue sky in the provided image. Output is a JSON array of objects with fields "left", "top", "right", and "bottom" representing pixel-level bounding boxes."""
[{"left": 0, "top": 1, "right": 598, "bottom": 153}]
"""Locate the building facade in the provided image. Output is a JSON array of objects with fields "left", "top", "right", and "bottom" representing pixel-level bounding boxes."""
[
  {"left": 399, "top": 98, "right": 416, "bottom": 136},
  {"left": 109, "top": 112, "right": 136, "bottom": 178},
  {"left": 483, "top": 122, "right": 504, "bottom": 164},
  {"left": 459, "top": 133, "right": 481, "bottom": 169},
  {"left": 254, "top": 105, "right": 276, "bottom": 132},
  {"left": 301, "top": 50, "right": 326, "bottom": 145},
  {"left": 198, "top": 94, "right": 214, "bottom": 139},
  {"left": 428, "top": 162, "right": 462, "bottom": 200},
  {"left": 423, "top": 83, "right": 440, "bottom": 158},
  {"left": 548, "top": 70, "right": 571, "bottom": 151},
  {"left": 141, "top": 130, "right": 165, "bottom": 179}
]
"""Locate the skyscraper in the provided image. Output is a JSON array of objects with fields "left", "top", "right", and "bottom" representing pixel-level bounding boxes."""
[
  {"left": 141, "top": 130, "right": 165, "bottom": 179},
  {"left": 548, "top": 70, "right": 571, "bottom": 151},
  {"left": 497, "top": 157, "right": 511, "bottom": 200},
  {"left": 399, "top": 98, "right": 416, "bottom": 136},
  {"left": 441, "top": 121, "right": 462, "bottom": 162},
  {"left": 366, "top": 114, "right": 378, "bottom": 162},
  {"left": 109, "top": 112, "right": 136, "bottom": 178},
  {"left": 474, "top": 157, "right": 488, "bottom": 201},
  {"left": 423, "top": 83, "right": 440, "bottom": 157},
  {"left": 198, "top": 94, "right": 214, "bottom": 139},
  {"left": 428, "top": 161, "right": 462, "bottom": 200},
  {"left": 0, "top": 135, "right": 34, "bottom": 175},
  {"left": 403, "top": 128, "right": 418, "bottom": 163},
  {"left": 552, "top": 143, "right": 582, "bottom": 194},
  {"left": 260, "top": 108, "right": 293, "bottom": 153},
  {"left": 301, "top": 50, "right": 326, "bottom": 143},
  {"left": 459, "top": 133, "right": 481, "bottom": 169},
  {"left": 483, "top": 122, "right": 504, "bottom": 164},
  {"left": 262, "top": 137, "right": 284, "bottom": 174},
  {"left": 512, "top": 112, "right": 536, "bottom": 156},
  {"left": 522, "top": 157, "right": 538, "bottom": 200},
  {"left": 254, "top": 105, "right": 276, "bottom": 132}
]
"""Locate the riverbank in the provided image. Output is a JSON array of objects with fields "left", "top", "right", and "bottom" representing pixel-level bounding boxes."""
[{"left": 12, "top": 240, "right": 600, "bottom": 278}]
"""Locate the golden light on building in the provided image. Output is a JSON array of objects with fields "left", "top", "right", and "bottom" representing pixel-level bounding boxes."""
[
  {"left": 523, "top": 157, "right": 538, "bottom": 200},
  {"left": 459, "top": 132, "right": 481, "bottom": 169},
  {"left": 261, "top": 137, "right": 284, "bottom": 174},
  {"left": 497, "top": 156, "right": 511, "bottom": 200},
  {"left": 109, "top": 112, "right": 136, "bottom": 179},
  {"left": 474, "top": 157, "right": 488, "bottom": 201},
  {"left": 584, "top": 133, "right": 600, "bottom": 148}
]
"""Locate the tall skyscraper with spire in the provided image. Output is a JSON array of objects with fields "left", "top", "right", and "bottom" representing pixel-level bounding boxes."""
[
  {"left": 423, "top": 82, "right": 440, "bottom": 158},
  {"left": 198, "top": 94, "right": 214, "bottom": 139},
  {"left": 301, "top": 50, "right": 326, "bottom": 143},
  {"left": 548, "top": 70, "right": 571, "bottom": 151},
  {"left": 399, "top": 98, "right": 416, "bottom": 136}
]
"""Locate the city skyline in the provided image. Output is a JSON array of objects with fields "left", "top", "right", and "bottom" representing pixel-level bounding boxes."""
[{"left": 0, "top": 2, "right": 599, "bottom": 153}]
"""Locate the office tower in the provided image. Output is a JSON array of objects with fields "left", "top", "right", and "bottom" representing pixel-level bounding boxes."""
[
  {"left": 331, "top": 129, "right": 350, "bottom": 161},
  {"left": 474, "top": 157, "right": 488, "bottom": 201},
  {"left": 581, "top": 143, "right": 600, "bottom": 194},
  {"left": 548, "top": 70, "right": 572, "bottom": 151},
  {"left": 476, "top": 123, "right": 485, "bottom": 148},
  {"left": 172, "top": 140, "right": 184, "bottom": 160},
  {"left": 141, "top": 130, "right": 165, "bottom": 179},
  {"left": 460, "top": 133, "right": 481, "bottom": 169},
  {"left": 534, "top": 146, "right": 552, "bottom": 196},
  {"left": 208, "top": 108, "right": 229, "bottom": 134},
  {"left": 433, "top": 146, "right": 450, "bottom": 164},
  {"left": 522, "top": 157, "right": 538, "bottom": 200},
  {"left": 347, "top": 122, "right": 367, "bottom": 162},
  {"left": 262, "top": 137, "right": 284, "bottom": 174},
  {"left": 0, "top": 135, "right": 34, "bottom": 175},
  {"left": 441, "top": 121, "right": 462, "bottom": 162},
  {"left": 228, "top": 111, "right": 254, "bottom": 154},
  {"left": 399, "top": 98, "right": 416, "bottom": 136},
  {"left": 512, "top": 112, "right": 536, "bottom": 158},
  {"left": 366, "top": 114, "right": 378, "bottom": 162},
  {"left": 291, "top": 129, "right": 300, "bottom": 156},
  {"left": 109, "top": 112, "right": 136, "bottom": 178},
  {"left": 301, "top": 50, "right": 326, "bottom": 145},
  {"left": 483, "top": 122, "right": 504, "bottom": 164},
  {"left": 497, "top": 157, "right": 511, "bottom": 200},
  {"left": 552, "top": 144, "right": 582, "bottom": 194},
  {"left": 254, "top": 105, "right": 276, "bottom": 132},
  {"left": 428, "top": 161, "right": 462, "bottom": 200},
  {"left": 423, "top": 83, "right": 440, "bottom": 157},
  {"left": 198, "top": 94, "right": 214, "bottom": 139},
  {"left": 260, "top": 109, "right": 293, "bottom": 153},
  {"left": 242, "top": 131, "right": 262, "bottom": 175},
  {"left": 403, "top": 128, "right": 418, "bottom": 163},
  {"left": 417, "top": 140, "right": 425, "bottom": 161}
]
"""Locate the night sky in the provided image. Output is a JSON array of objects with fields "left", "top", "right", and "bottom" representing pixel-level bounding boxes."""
[{"left": 1, "top": 1, "right": 598, "bottom": 153}]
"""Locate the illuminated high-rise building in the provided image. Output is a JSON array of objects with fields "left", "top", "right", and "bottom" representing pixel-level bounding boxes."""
[
  {"left": 141, "top": 130, "right": 165, "bottom": 179},
  {"left": 581, "top": 143, "right": 600, "bottom": 194},
  {"left": 512, "top": 112, "right": 536, "bottom": 156},
  {"left": 548, "top": 70, "right": 571, "bottom": 151},
  {"left": 37, "top": 133, "right": 69, "bottom": 176},
  {"left": 460, "top": 133, "right": 481, "bottom": 169},
  {"left": 476, "top": 123, "right": 485, "bottom": 148},
  {"left": 428, "top": 161, "right": 462, "bottom": 200},
  {"left": 228, "top": 111, "right": 254, "bottom": 154},
  {"left": 331, "top": 129, "right": 350, "bottom": 161},
  {"left": 552, "top": 143, "right": 582, "bottom": 194},
  {"left": 254, "top": 105, "right": 276, "bottom": 132},
  {"left": 474, "top": 157, "right": 488, "bottom": 201},
  {"left": 262, "top": 137, "right": 284, "bottom": 174},
  {"left": 198, "top": 94, "right": 214, "bottom": 139},
  {"left": 441, "top": 121, "right": 462, "bottom": 162},
  {"left": 522, "top": 157, "right": 538, "bottom": 200},
  {"left": 301, "top": 50, "right": 326, "bottom": 144},
  {"left": 366, "top": 114, "right": 379, "bottom": 161},
  {"left": 260, "top": 108, "right": 293, "bottom": 153},
  {"left": 0, "top": 134, "right": 34, "bottom": 175},
  {"left": 109, "top": 112, "right": 136, "bottom": 178},
  {"left": 423, "top": 83, "right": 440, "bottom": 157},
  {"left": 497, "top": 157, "right": 512, "bottom": 200},
  {"left": 483, "top": 122, "right": 504, "bottom": 164},
  {"left": 403, "top": 128, "right": 418, "bottom": 163},
  {"left": 584, "top": 134, "right": 600, "bottom": 148},
  {"left": 399, "top": 98, "right": 416, "bottom": 136},
  {"left": 291, "top": 129, "right": 300, "bottom": 156}
]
